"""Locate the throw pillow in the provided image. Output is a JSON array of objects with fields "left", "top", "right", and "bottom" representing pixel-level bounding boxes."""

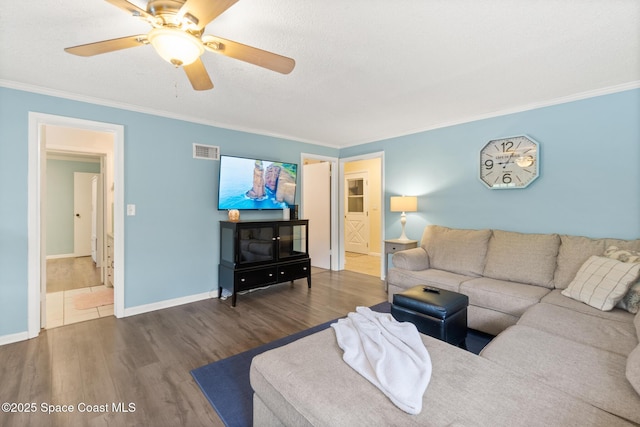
[
  {"left": 605, "top": 246, "right": 640, "bottom": 314},
  {"left": 552, "top": 235, "right": 606, "bottom": 289},
  {"left": 605, "top": 246, "right": 640, "bottom": 263},
  {"left": 561, "top": 256, "right": 640, "bottom": 311}
]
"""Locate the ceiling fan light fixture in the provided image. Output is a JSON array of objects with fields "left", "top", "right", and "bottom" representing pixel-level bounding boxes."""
[{"left": 148, "top": 27, "right": 204, "bottom": 66}]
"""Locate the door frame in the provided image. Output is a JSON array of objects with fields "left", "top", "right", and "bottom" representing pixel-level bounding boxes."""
[
  {"left": 28, "top": 112, "right": 125, "bottom": 337},
  {"left": 338, "top": 151, "right": 385, "bottom": 276},
  {"left": 300, "top": 153, "right": 339, "bottom": 271}
]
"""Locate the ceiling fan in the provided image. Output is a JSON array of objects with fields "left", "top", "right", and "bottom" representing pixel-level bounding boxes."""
[{"left": 64, "top": 0, "right": 295, "bottom": 90}]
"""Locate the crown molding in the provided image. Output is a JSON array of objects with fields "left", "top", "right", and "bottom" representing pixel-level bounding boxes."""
[{"left": 3, "top": 79, "right": 638, "bottom": 150}]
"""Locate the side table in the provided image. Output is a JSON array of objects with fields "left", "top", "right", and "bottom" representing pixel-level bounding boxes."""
[{"left": 383, "top": 239, "right": 418, "bottom": 291}]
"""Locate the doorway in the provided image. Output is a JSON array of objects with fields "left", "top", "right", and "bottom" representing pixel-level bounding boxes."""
[
  {"left": 340, "top": 153, "right": 384, "bottom": 278},
  {"left": 27, "top": 113, "right": 125, "bottom": 338},
  {"left": 344, "top": 171, "right": 369, "bottom": 254},
  {"left": 45, "top": 151, "right": 111, "bottom": 328}
]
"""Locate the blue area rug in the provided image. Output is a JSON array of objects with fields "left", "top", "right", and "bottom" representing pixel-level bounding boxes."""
[{"left": 191, "top": 302, "right": 492, "bottom": 427}]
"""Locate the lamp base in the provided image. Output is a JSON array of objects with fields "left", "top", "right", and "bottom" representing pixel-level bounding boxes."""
[{"left": 396, "top": 212, "right": 410, "bottom": 241}]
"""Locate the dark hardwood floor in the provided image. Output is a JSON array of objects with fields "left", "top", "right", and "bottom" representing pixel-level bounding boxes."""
[{"left": 0, "top": 269, "right": 386, "bottom": 427}]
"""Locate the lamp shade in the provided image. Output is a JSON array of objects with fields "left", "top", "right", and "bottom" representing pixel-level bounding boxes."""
[
  {"left": 148, "top": 27, "right": 204, "bottom": 66},
  {"left": 390, "top": 196, "right": 417, "bottom": 212}
]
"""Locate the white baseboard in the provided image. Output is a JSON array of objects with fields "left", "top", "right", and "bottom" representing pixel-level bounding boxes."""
[
  {"left": 1, "top": 290, "right": 219, "bottom": 346},
  {"left": 123, "top": 290, "right": 217, "bottom": 317},
  {"left": 46, "top": 253, "right": 75, "bottom": 260},
  {"left": 0, "top": 331, "right": 30, "bottom": 346}
]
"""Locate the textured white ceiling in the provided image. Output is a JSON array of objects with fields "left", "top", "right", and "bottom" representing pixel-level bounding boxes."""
[{"left": 1, "top": 0, "right": 639, "bottom": 147}]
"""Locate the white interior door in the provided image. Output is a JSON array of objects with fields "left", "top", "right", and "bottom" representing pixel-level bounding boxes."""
[
  {"left": 344, "top": 172, "right": 369, "bottom": 254},
  {"left": 91, "top": 175, "right": 98, "bottom": 262},
  {"left": 74, "top": 172, "right": 96, "bottom": 257},
  {"left": 303, "top": 162, "right": 331, "bottom": 269}
]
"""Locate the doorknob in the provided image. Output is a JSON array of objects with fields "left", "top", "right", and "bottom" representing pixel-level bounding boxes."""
[{"left": 75, "top": 213, "right": 80, "bottom": 218}]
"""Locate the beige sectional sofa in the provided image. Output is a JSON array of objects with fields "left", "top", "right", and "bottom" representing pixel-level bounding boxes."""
[{"left": 250, "top": 226, "right": 640, "bottom": 426}]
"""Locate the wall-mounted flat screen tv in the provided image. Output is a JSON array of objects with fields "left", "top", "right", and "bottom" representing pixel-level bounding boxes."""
[{"left": 218, "top": 155, "right": 298, "bottom": 210}]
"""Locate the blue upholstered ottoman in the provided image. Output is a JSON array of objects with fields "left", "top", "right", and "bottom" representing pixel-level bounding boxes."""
[{"left": 391, "top": 285, "right": 468, "bottom": 347}]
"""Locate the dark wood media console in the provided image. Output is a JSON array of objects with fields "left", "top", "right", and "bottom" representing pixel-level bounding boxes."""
[{"left": 218, "top": 219, "right": 311, "bottom": 306}]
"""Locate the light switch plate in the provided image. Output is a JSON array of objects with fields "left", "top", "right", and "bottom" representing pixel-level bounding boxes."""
[{"left": 127, "top": 204, "right": 136, "bottom": 216}]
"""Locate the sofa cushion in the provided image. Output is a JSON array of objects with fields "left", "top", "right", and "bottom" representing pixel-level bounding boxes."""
[
  {"left": 391, "top": 247, "right": 429, "bottom": 271},
  {"left": 561, "top": 256, "right": 640, "bottom": 311},
  {"left": 421, "top": 225, "right": 491, "bottom": 277},
  {"left": 541, "top": 289, "right": 634, "bottom": 323},
  {"left": 460, "top": 277, "right": 549, "bottom": 318},
  {"left": 628, "top": 344, "right": 640, "bottom": 396},
  {"left": 553, "top": 235, "right": 606, "bottom": 289},
  {"left": 517, "top": 302, "right": 638, "bottom": 356},
  {"left": 483, "top": 230, "right": 560, "bottom": 288},
  {"left": 480, "top": 325, "right": 640, "bottom": 424},
  {"left": 605, "top": 246, "right": 640, "bottom": 314},
  {"left": 250, "top": 328, "right": 630, "bottom": 427},
  {"left": 387, "top": 267, "right": 473, "bottom": 293}
]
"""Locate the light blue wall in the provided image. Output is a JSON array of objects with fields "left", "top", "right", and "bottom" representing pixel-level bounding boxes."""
[
  {"left": 47, "top": 159, "right": 101, "bottom": 255},
  {"left": 0, "top": 86, "right": 338, "bottom": 337},
  {"left": 341, "top": 89, "right": 640, "bottom": 242},
  {"left": 2, "top": 85, "right": 638, "bottom": 339}
]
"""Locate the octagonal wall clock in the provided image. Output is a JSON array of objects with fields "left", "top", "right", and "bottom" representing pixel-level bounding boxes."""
[{"left": 479, "top": 135, "right": 540, "bottom": 189}]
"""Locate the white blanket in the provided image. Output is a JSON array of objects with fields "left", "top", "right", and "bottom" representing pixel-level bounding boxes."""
[{"left": 331, "top": 307, "right": 432, "bottom": 414}]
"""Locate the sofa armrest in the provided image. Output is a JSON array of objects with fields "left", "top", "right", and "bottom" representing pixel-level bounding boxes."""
[{"left": 392, "top": 247, "right": 430, "bottom": 271}]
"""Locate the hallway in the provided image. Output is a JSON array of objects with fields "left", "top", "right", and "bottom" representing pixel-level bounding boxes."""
[{"left": 46, "top": 257, "right": 113, "bottom": 328}]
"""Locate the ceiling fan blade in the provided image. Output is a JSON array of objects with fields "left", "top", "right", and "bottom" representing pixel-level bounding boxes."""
[
  {"left": 183, "top": 58, "right": 214, "bottom": 90},
  {"left": 105, "top": 0, "right": 153, "bottom": 20},
  {"left": 65, "top": 35, "right": 148, "bottom": 56},
  {"left": 203, "top": 36, "right": 295, "bottom": 74},
  {"left": 178, "top": 0, "right": 238, "bottom": 30}
]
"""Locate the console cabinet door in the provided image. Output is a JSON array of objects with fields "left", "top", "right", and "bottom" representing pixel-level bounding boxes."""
[
  {"left": 237, "top": 225, "right": 277, "bottom": 266},
  {"left": 277, "top": 222, "right": 308, "bottom": 261}
]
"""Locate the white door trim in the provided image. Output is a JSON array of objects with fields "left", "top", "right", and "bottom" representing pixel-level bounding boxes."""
[
  {"left": 28, "top": 112, "right": 125, "bottom": 338},
  {"left": 338, "top": 151, "right": 385, "bottom": 276},
  {"left": 300, "top": 153, "right": 339, "bottom": 271}
]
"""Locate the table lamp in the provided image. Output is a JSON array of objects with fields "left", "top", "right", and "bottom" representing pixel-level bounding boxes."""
[{"left": 390, "top": 196, "right": 418, "bottom": 241}]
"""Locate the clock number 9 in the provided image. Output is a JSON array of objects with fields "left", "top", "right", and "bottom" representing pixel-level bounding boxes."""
[
  {"left": 484, "top": 159, "right": 494, "bottom": 170},
  {"left": 502, "top": 173, "right": 512, "bottom": 184}
]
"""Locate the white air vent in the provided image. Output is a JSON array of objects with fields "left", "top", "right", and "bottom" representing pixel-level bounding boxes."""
[{"left": 193, "top": 143, "right": 220, "bottom": 160}]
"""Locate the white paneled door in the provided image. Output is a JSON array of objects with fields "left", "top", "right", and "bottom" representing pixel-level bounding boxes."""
[
  {"left": 73, "top": 172, "right": 97, "bottom": 257},
  {"left": 344, "top": 172, "right": 369, "bottom": 254}
]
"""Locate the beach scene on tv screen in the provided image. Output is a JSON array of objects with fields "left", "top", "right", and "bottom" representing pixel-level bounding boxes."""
[{"left": 218, "top": 156, "right": 297, "bottom": 210}]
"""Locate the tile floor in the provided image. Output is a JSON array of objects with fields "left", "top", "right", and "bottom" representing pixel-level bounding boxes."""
[
  {"left": 344, "top": 252, "right": 381, "bottom": 277},
  {"left": 46, "top": 285, "right": 114, "bottom": 329}
]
